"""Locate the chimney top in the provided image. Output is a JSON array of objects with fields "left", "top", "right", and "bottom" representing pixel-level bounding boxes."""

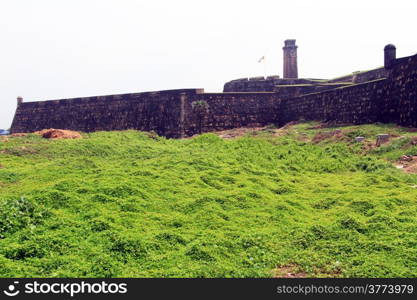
[{"left": 384, "top": 44, "right": 396, "bottom": 50}]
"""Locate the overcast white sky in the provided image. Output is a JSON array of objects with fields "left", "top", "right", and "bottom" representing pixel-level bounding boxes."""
[{"left": 1, "top": 0, "right": 416, "bottom": 129}]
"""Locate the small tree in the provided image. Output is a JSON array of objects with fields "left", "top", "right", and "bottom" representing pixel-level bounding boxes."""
[{"left": 191, "top": 100, "right": 209, "bottom": 134}]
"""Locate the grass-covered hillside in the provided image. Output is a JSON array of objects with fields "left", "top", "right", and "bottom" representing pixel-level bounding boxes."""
[{"left": 1, "top": 122, "right": 417, "bottom": 277}]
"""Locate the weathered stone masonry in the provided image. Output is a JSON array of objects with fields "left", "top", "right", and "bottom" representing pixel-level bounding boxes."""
[
  {"left": 184, "top": 92, "right": 280, "bottom": 136},
  {"left": 11, "top": 89, "right": 196, "bottom": 138},
  {"left": 10, "top": 53, "right": 417, "bottom": 137},
  {"left": 278, "top": 54, "right": 417, "bottom": 127},
  {"left": 278, "top": 79, "right": 387, "bottom": 125}
]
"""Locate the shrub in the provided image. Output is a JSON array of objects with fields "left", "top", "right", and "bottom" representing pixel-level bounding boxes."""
[{"left": 0, "top": 197, "right": 49, "bottom": 238}]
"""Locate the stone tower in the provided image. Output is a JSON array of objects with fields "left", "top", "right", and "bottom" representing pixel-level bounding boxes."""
[
  {"left": 384, "top": 44, "right": 396, "bottom": 69},
  {"left": 283, "top": 39, "right": 298, "bottom": 78}
]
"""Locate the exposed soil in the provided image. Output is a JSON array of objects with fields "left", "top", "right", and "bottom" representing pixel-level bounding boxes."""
[
  {"left": 216, "top": 127, "right": 264, "bottom": 139},
  {"left": 273, "top": 264, "right": 343, "bottom": 278},
  {"left": 213, "top": 121, "right": 299, "bottom": 139},
  {"left": 273, "top": 264, "right": 308, "bottom": 278},
  {"left": 214, "top": 126, "right": 286, "bottom": 139},
  {"left": 361, "top": 141, "right": 378, "bottom": 151},
  {"left": 34, "top": 129, "right": 82, "bottom": 139},
  {"left": 395, "top": 155, "right": 417, "bottom": 174},
  {"left": 11, "top": 133, "right": 28, "bottom": 137},
  {"left": 312, "top": 129, "right": 346, "bottom": 143}
]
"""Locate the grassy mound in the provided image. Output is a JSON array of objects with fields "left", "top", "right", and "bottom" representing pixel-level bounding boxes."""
[{"left": 0, "top": 122, "right": 416, "bottom": 277}]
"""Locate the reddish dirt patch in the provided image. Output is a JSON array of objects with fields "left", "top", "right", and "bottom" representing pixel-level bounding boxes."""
[
  {"left": 313, "top": 266, "right": 343, "bottom": 278},
  {"left": 362, "top": 141, "right": 377, "bottom": 151},
  {"left": 216, "top": 127, "right": 264, "bottom": 139},
  {"left": 307, "top": 123, "right": 330, "bottom": 130},
  {"left": 395, "top": 155, "right": 417, "bottom": 174},
  {"left": 273, "top": 264, "right": 343, "bottom": 278},
  {"left": 273, "top": 264, "right": 308, "bottom": 278},
  {"left": 312, "top": 129, "right": 346, "bottom": 144},
  {"left": 34, "top": 129, "right": 82, "bottom": 139},
  {"left": 11, "top": 133, "right": 27, "bottom": 137},
  {"left": 185, "top": 123, "right": 297, "bottom": 140},
  {"left": 214, "top": 126, "right": 287, "bottom": 139}
]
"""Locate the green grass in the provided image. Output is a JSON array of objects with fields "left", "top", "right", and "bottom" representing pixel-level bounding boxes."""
[{"left": 0, "top": 122, "right": 417, "bottom": 277}]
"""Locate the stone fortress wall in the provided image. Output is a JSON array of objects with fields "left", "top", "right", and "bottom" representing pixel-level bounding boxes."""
[{"left": 10, "top": 43, "right": 417, "bottom": 137}]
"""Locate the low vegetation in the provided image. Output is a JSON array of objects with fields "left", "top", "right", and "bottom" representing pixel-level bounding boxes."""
[{"left": 0, "top": 122, "right": 416, "bottom": 277}]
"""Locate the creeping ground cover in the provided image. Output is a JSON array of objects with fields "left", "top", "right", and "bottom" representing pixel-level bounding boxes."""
[{"left": 0, "top": 122, "right": 416, "bottom": 277}]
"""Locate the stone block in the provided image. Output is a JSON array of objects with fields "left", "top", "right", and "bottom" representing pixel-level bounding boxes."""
[{"left": 376, "top": 134, "right": 390, "bottom": 146}]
